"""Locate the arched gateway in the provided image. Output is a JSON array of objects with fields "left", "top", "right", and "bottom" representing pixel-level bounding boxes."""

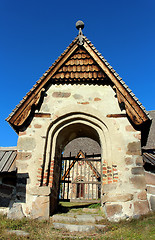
[
  {"left": 41, "top": 113, "right": 110, "bottom": 214},
  {"left": 6, "top": 21, "right": 151, "bottom": 221}
]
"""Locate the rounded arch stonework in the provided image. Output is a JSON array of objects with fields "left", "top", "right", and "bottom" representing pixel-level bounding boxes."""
[
  {"left": 40, "top": 112, "right": 111, "bottom": 186},
  {"left": 36, "top": 111, "right": 123, "bottom": 215}
]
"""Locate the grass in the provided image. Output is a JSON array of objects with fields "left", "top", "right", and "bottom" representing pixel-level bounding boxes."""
[
  {"left": 57, "top": 202, "right": 95, "bottom": 213},
  {"left": 88, "top": 203, "right": 100, "bottom": 208},
  {"left": 57, "top": 202, "right": 102, "bottom": 214},
  {"left": 0, "top": 211, "right": 155, "bottom": 239}
]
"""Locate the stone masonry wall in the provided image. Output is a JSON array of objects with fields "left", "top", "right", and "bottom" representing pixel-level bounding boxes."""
[
  {"left": 101, "top": 121, "right": 150, "bottom": 221},
  {"left": 11, "top": 84, "right": 150, "bottom": 220}
]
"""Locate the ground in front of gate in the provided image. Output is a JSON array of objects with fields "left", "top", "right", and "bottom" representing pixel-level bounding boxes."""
[{"left": 0, "top": 203, "right": 155, "bottom": 239}]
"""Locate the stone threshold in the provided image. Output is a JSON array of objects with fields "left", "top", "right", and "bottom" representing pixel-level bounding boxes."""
[{"left": 51, "top": 213, "right": 104, "bottom": 224}]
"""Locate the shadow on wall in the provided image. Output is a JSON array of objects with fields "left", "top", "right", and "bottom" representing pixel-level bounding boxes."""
[
  {"left": 49, "top": 152, "right": 63, "bottom": 215},
  {"left": 0, "top": 172, "right": 16, "bottom": 207},
  {"left": 0, "top": 173, "right": 29, "bottom": 208},
  {"left": 16, "top": 173, "right": 29, "bottom": 203}
]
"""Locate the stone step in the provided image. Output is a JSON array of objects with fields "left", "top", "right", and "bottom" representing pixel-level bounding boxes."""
[
  {"left": 53, "top": 222, "right": 106, "bottom": 232},
  {"left": 7, "top": 230, "right": 29, "bottom": 237},
  {"left": 51, "top": 214, "right": 104, "bottom": 224}
]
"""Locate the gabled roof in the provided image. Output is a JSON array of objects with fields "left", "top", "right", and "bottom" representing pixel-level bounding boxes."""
[
  {"left": 6, "top": 30, "right": 151, "bottom": 130},
  {"left": 63, "top": 137, "right": 101, "bottom": 157}
]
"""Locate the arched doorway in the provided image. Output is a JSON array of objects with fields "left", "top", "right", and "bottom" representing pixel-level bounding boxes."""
[
  {"left": 52, "top": 122, "right": 102, "bottom": 212},
  {"left": 42, "top": 112, "right": 111, "bottom": 214}
]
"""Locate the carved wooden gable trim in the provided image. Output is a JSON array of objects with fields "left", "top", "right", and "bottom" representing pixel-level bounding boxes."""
[
  {"left": 52, "top": 48, "right": 106, "bottom": 82},
  {"left": 6, "top": 35, "right": 150, "bottom": 130}
]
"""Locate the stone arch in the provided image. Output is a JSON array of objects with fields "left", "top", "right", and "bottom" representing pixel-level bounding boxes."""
[
  {"left": 41, "top": 112, "right": 111, "bottom": 185},
  {"left": 40, "top": 112, "right": 112, "bottom": 214}
]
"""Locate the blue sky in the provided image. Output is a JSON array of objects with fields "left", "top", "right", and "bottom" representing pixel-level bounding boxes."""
[{"left": 0, "top": 0, "right": 154, "bottom": 147}]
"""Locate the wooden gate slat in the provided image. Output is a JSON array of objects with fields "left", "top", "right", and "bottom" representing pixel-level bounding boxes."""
[{"left": 60, "top": 151, "right": 101, "bottom": 203}]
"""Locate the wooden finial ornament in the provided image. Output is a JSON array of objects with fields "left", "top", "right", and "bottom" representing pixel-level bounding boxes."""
[{"left": 76, "top": 20, "right": 84, "bottom": 45}]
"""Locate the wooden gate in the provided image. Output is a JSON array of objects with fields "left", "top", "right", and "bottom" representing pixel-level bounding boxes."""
[{"left": 59, "top": 151, "right": 101, "bottom": 203}]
